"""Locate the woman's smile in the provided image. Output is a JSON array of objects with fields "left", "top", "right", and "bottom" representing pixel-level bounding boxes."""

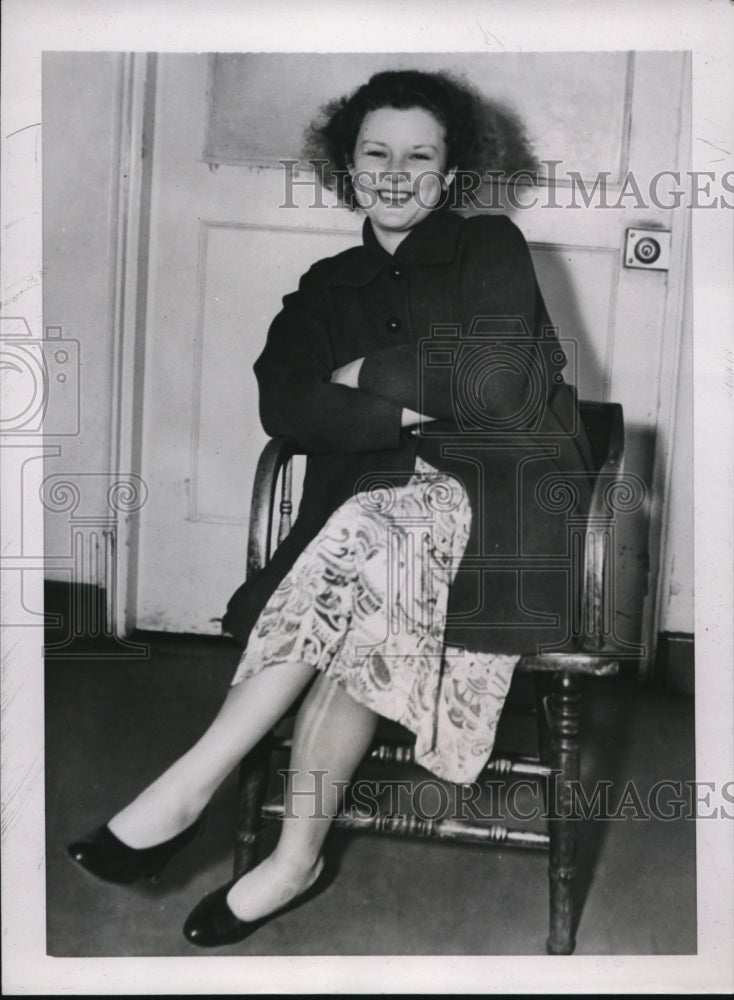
[{"left": 374, "top": 189, "right": 412, "bottom": 206}]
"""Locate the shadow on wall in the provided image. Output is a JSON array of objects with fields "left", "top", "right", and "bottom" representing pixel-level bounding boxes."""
[
  {"left": 474, "top": 99, "right": 541, "bottom": 178},
  {"left": 523, "top": 249, "right": 608, "bottom": 402}
]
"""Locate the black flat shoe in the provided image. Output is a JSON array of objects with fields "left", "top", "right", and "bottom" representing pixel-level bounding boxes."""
[
  {"left": 183, "top": 860, "right": 336, "bottom": 948},
  {"left": 67, "top": 812, "right": 206, "bottom": 885}
]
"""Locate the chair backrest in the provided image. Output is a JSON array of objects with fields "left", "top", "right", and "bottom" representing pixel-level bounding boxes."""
[
  {"left": 578, "top": 400, "right": 624, "bottom": 477},
  {"left": 577, "top": 401, "right": 626, "bottom": 651},
  {"left": 246, "top": 437, "right": 298, "bottom": 577}
]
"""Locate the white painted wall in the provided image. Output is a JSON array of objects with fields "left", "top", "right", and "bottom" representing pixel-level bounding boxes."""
[
  {"left": 659, "top": 257, "right": 694, "bottom": 633},
  {"left": 42, "top": 53, "right": 123, "bottom": 582}
]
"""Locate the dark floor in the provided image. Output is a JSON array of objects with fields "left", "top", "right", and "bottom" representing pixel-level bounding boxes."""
[{"left": 45, "top": 631, "right": 696, "bottom": 957}]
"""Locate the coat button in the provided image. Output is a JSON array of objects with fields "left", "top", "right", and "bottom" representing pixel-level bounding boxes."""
[
  {"left": 386, "top": 316, "right": 402, "bottom": 333},
  {"left": 390, "top": 266, "right": 404, "bottom": 280}
]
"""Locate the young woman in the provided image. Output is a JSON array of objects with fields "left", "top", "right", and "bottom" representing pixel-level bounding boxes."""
[{"left": 69, "top": 69, "right": 594, "bottom": 947}]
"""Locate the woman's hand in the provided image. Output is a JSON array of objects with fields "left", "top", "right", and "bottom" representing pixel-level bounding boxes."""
[
  {"left": 330, "top": 358, "right": 364, "bottom": 388},
  {"left": 401, "top": 407, "right": 436, "bottom": 427}
]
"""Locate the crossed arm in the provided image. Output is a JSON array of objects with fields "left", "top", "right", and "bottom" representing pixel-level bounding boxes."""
[
  {"left": 328, "top": 357, "right": 434, "bottom": 429},
  {"left": 257, "top": 332, "right": 549, "bottom": 452}
]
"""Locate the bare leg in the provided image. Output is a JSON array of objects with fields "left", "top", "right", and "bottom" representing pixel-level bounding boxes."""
[
  {"left": 226, "top": 673, "right": 379, "bottom": 921},
  {"left": 108, "top": 659, "right": 315, "bottom": 848}
]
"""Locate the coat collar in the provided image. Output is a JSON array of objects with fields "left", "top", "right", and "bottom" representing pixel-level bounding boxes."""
[{"left": 323, "top": 207, "right": 464, "bottom": 287}]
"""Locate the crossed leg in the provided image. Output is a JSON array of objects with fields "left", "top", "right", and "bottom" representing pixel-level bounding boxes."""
[
  {"left": 108, "top": 658, "right": 317, "bottom": 848},
  {"left": 107, "top": 658, "right": 378, "bottom": 922}
]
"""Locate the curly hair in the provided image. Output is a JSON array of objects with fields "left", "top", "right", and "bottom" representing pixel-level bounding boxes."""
[{"left": 303, "top": 69, "right": 534, "bottom": 209}]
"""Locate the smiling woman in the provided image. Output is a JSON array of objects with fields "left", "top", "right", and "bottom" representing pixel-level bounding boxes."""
[
  {"left": 304, "top": 68, "right": 497, "bottom": 213},
  {"left": 67, "top": 66, "right": 597, "bottom": 951}
]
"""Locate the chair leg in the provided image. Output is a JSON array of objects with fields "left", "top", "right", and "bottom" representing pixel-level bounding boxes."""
[
  {"left": 233, "top": 736, "right": 271, "bottom": 878},
  {"left": 543, "top": 671, "right": 581, "bottom": 955}
]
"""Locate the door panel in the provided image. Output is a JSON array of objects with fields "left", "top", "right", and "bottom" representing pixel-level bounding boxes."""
[{"left": 191, "top": 223, "right": 358, "bottom": 525}]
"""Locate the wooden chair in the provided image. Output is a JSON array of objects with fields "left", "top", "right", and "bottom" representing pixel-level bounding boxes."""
[{"left": 233, "top": 401, "right": 633, "bottom": 955}]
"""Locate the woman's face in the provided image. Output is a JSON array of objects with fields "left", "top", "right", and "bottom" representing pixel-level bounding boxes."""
[{"left": 348, "top": 106, "right": 455, "bottom": 249}]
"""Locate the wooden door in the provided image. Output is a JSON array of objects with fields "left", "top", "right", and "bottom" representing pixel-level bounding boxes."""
[{"left": 134, "top": 52, "right": 689, "bottom": 670}]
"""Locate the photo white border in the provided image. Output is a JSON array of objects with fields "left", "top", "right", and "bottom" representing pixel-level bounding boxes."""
[{"left": 2, "top": 0, "right": 732, "bottom": 993}]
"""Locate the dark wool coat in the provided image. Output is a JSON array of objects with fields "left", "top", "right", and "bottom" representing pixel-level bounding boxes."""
[{"left": 223, "top": 208, "right": 596, "bottom": 655}]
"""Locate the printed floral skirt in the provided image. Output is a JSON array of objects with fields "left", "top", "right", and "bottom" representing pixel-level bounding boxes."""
[{"left": 231, "top": 458, "right": 518, "bottom": 784}]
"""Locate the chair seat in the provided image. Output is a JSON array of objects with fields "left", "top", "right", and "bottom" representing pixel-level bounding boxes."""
[{"left": 517, "top": 652, "right": 620, "bottom": 675}]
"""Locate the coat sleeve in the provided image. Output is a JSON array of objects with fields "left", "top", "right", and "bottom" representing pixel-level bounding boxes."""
[
  {"left": 254, "top": 267, "right": 404, "bottom": 453},
  {"left": 357, "top": 218, "right": 567, "bottom": 427}
]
